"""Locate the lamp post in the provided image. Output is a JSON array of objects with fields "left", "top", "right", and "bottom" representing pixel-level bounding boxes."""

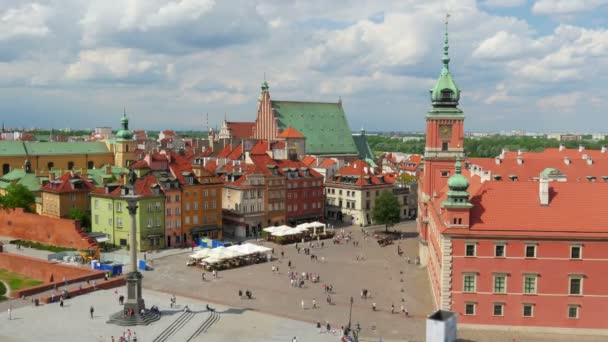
[{"left": 348, "top": 296, "right": 354, "bottom": 330}]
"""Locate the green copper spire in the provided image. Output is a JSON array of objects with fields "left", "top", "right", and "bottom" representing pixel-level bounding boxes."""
[
  {"left": 116, "top": 110, "right": 134, "bottom": 141},
  {"left": 442, "top": 157, "right": 472, "bottom": 208},
  {"left": 430, "top": 14, "right": 460, "bottom": 108}
]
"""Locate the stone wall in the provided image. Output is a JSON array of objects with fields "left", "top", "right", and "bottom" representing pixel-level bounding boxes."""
[
  {"left": 0, "top": 208, "right": 96, "bottom": 249},
  {"left": 0, "top": 253, "right": 104, "bottom": 298}
]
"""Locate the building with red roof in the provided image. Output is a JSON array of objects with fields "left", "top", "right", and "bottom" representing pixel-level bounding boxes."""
[
  {"left": 418, "top": 27, "right": 608, "bottom": 332},
  {"left": 325, "top": 160, "right": 395, "bottom": 225},
  {"left": 40, "top": 171, "right": 96, "bottom": 219}
]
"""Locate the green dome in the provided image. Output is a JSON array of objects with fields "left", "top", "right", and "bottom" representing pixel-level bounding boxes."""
[
  {"left": 116, "top": 113, "right": 134, "bottom": 140},
  {"left": 447, "top": 158, "right": 469, "bottom": 190}
]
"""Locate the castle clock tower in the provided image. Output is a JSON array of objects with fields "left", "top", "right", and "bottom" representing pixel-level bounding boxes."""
[{"left": 418, "top": 16, "right": 465, "bottom": 258}]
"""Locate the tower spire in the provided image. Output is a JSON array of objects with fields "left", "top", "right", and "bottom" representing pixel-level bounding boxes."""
[{"left": 442, "top": 13, "right": 451, "bottom": 69}]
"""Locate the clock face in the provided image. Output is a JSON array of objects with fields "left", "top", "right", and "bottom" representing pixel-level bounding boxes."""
[{"left": 439, "top": 124, "right": 452, "bottom": 139}]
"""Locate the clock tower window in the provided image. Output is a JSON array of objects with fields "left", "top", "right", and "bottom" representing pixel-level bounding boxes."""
[{"left": 442, "top": 141, "right": 449, "bottom": 151}]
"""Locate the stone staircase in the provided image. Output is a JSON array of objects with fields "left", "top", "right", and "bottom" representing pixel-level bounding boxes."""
[
  {"left": 151, "top": 311, "right": 196, "bottom": 342},
  {"left": 184, "top": 311, "right": 220, "bottom": 342}
]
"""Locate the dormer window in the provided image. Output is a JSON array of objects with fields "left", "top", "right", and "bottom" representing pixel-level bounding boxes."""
[{"left": 441, "top": 89, "right": 453, "bottom": 101}]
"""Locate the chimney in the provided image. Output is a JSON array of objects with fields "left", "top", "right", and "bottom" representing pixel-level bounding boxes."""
[
  {"left": 587, "top": 158, "right": 593, "bottom": 166},
  {"left": 49, "top": 173, "right": 55, "bottom": 181},
  {"left": 495, "top": 157, "right": 501, "bottom": 165},
  {"left": 517, "top": 156, "right": 523, "bottom": 165},
  {"left": 517, "top": 149, "right": 523, "bottom": 156},
  {"left": 564, "top": 157, "right": 571, "bottom": 165},
  {"left": 363, "top": 167, "right": 368, "bottom": 174},
  {"left": 539, "top": 177, "right": 549, "bottom": 206},
  {"left": 582, "top": 154, "right": 588, "bottom": 160},
  {"left": 578, "top": 145, "right": 584, "bottom": 152},
  {"left": 602, "top": 146, "right": 607, "bottom": 153},
  {"left": 559, "top": 144, "right": 565, "bottom": 151}
]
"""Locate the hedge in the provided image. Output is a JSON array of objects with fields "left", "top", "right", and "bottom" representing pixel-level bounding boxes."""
[{"left": 9, "top": 240, "right": 77, "bottom": 253}]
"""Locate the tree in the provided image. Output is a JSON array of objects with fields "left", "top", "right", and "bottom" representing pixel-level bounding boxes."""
[
  {"left": 0, "top": 184, "right": 35, "bottom": 212},
  {"left": 372, "top": 191, "right": 401, "bottom": 232},
  {"left": 68, "top": 207, "right": 91, "bottom": 232},
  {"left": 398, "top": 173, "right": 417, "bottom": 184}
]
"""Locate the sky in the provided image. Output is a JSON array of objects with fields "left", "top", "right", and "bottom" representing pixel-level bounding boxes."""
[{"left": 0, "top": 0, "right": 607, "bottom": 133}]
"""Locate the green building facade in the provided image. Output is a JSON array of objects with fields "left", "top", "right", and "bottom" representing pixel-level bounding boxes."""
[{"left": 91, "top": 186, "right": 165, "bottom": 251}]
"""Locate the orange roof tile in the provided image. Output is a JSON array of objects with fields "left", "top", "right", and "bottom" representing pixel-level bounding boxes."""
[
  {"left": 302, "top": 156, "right": 317, "bottom": 167},
  {"left": 227, "top": 122, "right": 255, "bottom": 138},
  {"left": 278, "top": 126, "right": 305, "bottom": 139},
  {"left": 41, "top": 172, "right": 96, "bottom": 193}
]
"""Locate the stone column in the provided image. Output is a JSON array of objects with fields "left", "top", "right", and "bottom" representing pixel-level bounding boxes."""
[{"left": 124, "top": 194, "right": 145, "bottom": 313}]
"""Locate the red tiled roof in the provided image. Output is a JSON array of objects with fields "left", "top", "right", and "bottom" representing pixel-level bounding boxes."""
[
  {"left": 217, "top": 144, "right": 233, "bottom": 158},
  {"left": 250, "top": 141, "right": 269, "bottom": 155},
  {"left": 41, "top": 172, "right": 95, "bottom": 193},
  {"left": 465, "top": 182, "right": 608, "bottom": 234},
  {"left": 272, "top": 141, "right": 286, "bottom": 149},
  {"left": 131, "top": 159, "right": 149, "bottom": 169},
  {"left": 161, "top": 130, "right": 176, "bottom": 136},
  {"left": 302, "top": 156, "right": 317, "bottom": 167},
  {"left": 204, "top": 159, "right": 217, "bottom": 173},
  {"left": 226, "top": 143, "right": 243, "bottom": 160},
  {"left": 227, "top": 122, "right": 255, "bottom": 138},
  {"left": 91, "top": 174, "right": 161, "bottom": 197},
  {"left": 333, "top": 160, "right": 393, "bottom": 186},
  {"left": 320, "top": 158, "right": 336, "bottom": 168},
  {"left": 278, "top": 126, "right": 305, "bottom": 139}
]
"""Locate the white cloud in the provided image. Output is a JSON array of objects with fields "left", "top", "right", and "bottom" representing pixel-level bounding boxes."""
[
  {"left": 473, "top": 31, "right": 532, "bottom": 59},
  {"left": 65, "top": 48, "right": 164, "bottom": 81},
  {"left": 485, "top": 83, "right": 513, "bottom": 104},
  {"left": 536, "top": 91, "right": 583, "bottom": 111},
  {"left": 0, "top": 3, "right": 52, "bottom": 40},
  {"left": 483, "top": 0, "right": 527, "bottom": 8},
  {"left": 532, "top": 0, "right": 608, "bottom": 15}
]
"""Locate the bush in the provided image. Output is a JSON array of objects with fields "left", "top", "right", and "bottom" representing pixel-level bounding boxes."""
[
  {"left": 0, "top": 281, "right": 6, "bottom": 297},
  {"left": 9, "top": 240, "right": 77, "bottom": 253}
]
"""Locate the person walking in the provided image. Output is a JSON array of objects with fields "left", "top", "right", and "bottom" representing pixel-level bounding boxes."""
[
  {"left": 90, "top": 305, "right": 94, "bottom": 319},
  {"left": 238, "top": 289, "right": 243, "bottom": 298},
  {"left": 372, "top": 302, "right": 377, "bottom": 311},
  {"left": 312, "top": 299, "right": 317, "bottom": 309},
  {"left": 60, "top": 299, "right": 64, "bottom": 308},
  {"left": 391, "top": 304, "right": 395, "bottom": 314},
  {"left": 7, "top": 306, "right": 11, "bottom": 320},
  {"left": 301, "top": 299, "right": 305, "bottom": 310},
  {"left": 202, "top": 272, "right": 205, "bottom": 281}
]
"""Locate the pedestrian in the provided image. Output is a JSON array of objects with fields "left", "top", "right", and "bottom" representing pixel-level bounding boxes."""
[
  {"left": 292, "top": 337, "right": 297, "bottom": 342},
  {"left": 238, "top": 289, "right": 242, "bottom": 298},
  {"left": 372, "top": 302, "right": 376, "bottom": 311},
  {"left": 111, "top": 336, "right": 115, "bottom": 342},
  {"left": 60, "top": 299, "right": 64, "bottom": 308},
  {"left": 312, "top": 299, "right": 317, "bottom": 309},
  {"left": 281, "top": 250, "right": 284, "bottom": 258},
  {"left": 127, "top": 329, "right": 131, "bottom": 341},
  {"left": 90, "top": 305, "right": 94, "bottom": 318},
  {"left": 7, "top": 306, "right": 11, "bottom": 320},
  {"left": 326, "top": 322, "right": 331, "bottom": 332},
  {"left": 405, "top": 306, "right": 409, "bottom": 317},
  {"left": 288, "top": 260, "right": 292, "bottom": 268},
  {"left": 401, "top": 305, "right": 405, "bottom": 314},
  {"left": 202, "top": 272, "right": 205, "bottom": 281},
  {"left": 301, "top": 299, "right": 305, "bottom": 310},
  {"left": 132, "top": 332, "right": 138, "bottom": 342},
  {"left": 391, "top": 304, "right": 395, "bottom": 314}
]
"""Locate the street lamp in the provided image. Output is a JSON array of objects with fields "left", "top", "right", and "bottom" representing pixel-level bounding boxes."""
[{"left": 348, "top": 296, "right": 354, "bottom": 330}]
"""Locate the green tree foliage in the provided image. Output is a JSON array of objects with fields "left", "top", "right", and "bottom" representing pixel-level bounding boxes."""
[
  {"left": 372, "top": 191, "right": 401, "bottom": 232},
  {"left": 368, "top": 135, "right": 608, "bottom": 158},
  {"left": 0, "top": 184, "right": 35, "bottom": 212},
  {"left": 398, "top": 173, "right": 417, "bottom": 184},
  {"left": 68, "top": 207, "right": 91, "bottom": 232}
]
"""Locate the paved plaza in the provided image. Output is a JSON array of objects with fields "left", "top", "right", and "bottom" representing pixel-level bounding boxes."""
[{"left": 1, "top": 223, "right": 607, "bottom": 341}]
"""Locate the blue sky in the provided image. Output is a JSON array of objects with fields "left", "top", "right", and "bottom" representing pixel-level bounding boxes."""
[{"left": 0, "top": 0, "right": 607, "bottom": 133}]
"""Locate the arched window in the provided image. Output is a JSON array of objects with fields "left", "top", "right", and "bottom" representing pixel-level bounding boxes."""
[
  {"left": 47, "top": 162, "right": 54, "bottom": 170},
  {"left": 67, "top": 161, "right": 74, "bottom": 170},
  {"left": 441, "top": 89, "right": 453, "bottom": 101},
  {"left": 87, "top": 161, "right": 94, "bottom": 169},
  {"left": 125, "top": 144, "right": 129, "bottom": 152},
  {"left": 2, "top": 163, "right": 9, "bottom": 175}
]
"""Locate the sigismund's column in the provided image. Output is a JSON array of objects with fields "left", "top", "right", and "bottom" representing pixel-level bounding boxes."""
[{"left": 123, "top": 188, "right": 145, "bottom": 313}]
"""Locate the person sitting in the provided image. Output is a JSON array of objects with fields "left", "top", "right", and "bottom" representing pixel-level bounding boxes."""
[{"left": 183, "top": 305, "right": 190, "bottom": 313}]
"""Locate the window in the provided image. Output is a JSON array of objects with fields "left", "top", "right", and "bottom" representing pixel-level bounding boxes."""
[
  {"left": 441, "top": 141, "right": 449, "bottom": 151},
  {"left": 493, "top": 274, "right": 507, "bottom": 294},
  {"left": 212, "top": 200, "right": 216, "bottom": 209},
  {"left": 108, "top": 203, "right": 112, "bottom": 211},
  {"left": 185, "top": 216, "right": 190, "bottom": 225},
  {"left": 166, "top": 220, "right": 172, "bottom": 228},
  {"left": 211, "top": 189, "right": 216, "bottom": 196},
  {"left": 116, "top": 202, "right": 122, "bottom": 212},
  {"left": 156, "top": 217, "right": 161, "bottom": 227},
  {"left": 67, "top": 161, "right": 74, "bottom": 170},
  {"left": 194, "top": 202, "right": 199, "bottom": 210},
  {"left": 569, "top": 276, "right": 583, "bottom": 295},
  {"left": 156, "top": 201, "right": 161, "bottom": 211},
  {"left": 185, "top": 203, "right": 190, "bottom": 211},
  {"left": 464, "top": 303, "right": 476, "bottom": 316},
  {"left": 463, "top": 273, "right": 476, "bottom": 292},
  {"left": 175, "top": 207, "right": 180, "bottom": 215},
  {"left": 147, "top": 203, "right": 153, "bottom": 213},
  {"left": 570, "top": 245, "right": 582, "bottom": 259},
  {"left": 194, "top": 215, "right": 199, "bottom": 224},
  {"left": 147, "top": 218, "right": 153, "bottom": 227},
  {"left": 204, "top": 190, "right": 208, "bottom": 197},
  {"left": 70, "top": 194, "right": 76, "bottom": 201},
  {"left": 465, "top": 243, "right": 476, "bottom": 257},
  {"left": 568, "top": 305, "right": 580, "bottom": 319},
  {"left": 525, "top": 244, "right": 537, "bottom": 258},
  {"left": 204, "top": 202, "right": 209, "bottom": 209},
  {"left": 185, "top": 191, "right": 190, "bottom": 197},
  {"left": 94, "top": 215, "right": 99, "bottom": 225},
  {"left": 167, "top": 208, "right": 172, "bottom": 216},
  {"left": 493, "top": 303, "right": 504, "bottom": 316},
  {"left": 523, "top": 274, "right": 537, "bottom": 294},
  {"left": 117, "top": 218, "right": 123, "bottom": 228},
  {"left": 176, "top": 218, "right": 181, "bottom": 227},
  {"left": 523, "top": 304, "right": 534, "bottom": 317},
  {"left": 175, "top": 195, "right": 180, "bottom": 202},
  {"left": 46, "top": 162, "right": 54, "bottom": 171},
  {"left": 108, "top": 218, "right": 113, "bottom": 226},
  {"left": 94, "top": 200, "right": 99, "bottom": 209},
  {"left": 441, "top": 171, "right": 450, "bottom": 177},
  {"left": 495, "top": 244, "right": 505, "bottom": 257}
]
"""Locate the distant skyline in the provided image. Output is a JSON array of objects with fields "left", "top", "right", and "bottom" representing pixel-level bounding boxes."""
[{"left": 0, "top": 0, "right": 607, "bottom": 132}]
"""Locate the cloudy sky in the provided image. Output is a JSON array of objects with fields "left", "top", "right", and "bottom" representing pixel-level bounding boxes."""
[{"left": 0, "top": 0, "right": 607, "bottom": 132}]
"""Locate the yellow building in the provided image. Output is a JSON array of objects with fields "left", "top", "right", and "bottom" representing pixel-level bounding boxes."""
[{"left": 40, "top": 171, "right": 96, "bottom": 219}]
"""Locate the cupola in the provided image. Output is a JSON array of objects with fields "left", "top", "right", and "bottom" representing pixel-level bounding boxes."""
[
  {"left": 116, "top": 111, "right": 134, "bottom": 141},
  {"left": 442, "top": 157, "right": 472, "bottom": 208}
]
